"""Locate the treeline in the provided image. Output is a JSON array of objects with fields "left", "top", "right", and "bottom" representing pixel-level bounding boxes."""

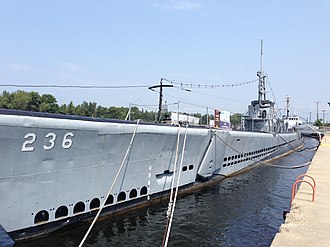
[
  {"left": 0, "top": 90, "right": 242, "bottom": 125},
  {"left": 0, "top": 90, "right": 156, "bottom": 121}
]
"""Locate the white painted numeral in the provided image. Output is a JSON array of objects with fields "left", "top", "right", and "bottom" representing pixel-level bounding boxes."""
[
  {"left": 43, "top": 132, "right": 56, "bottom": 150},
  {"left": 62, "top": 132, "right": 74, "bottom": 149},
  {"left": 22, "top": 133, "right": 37, "bottom": 152},
  {"left": 21, "top": 132, "right": 74, "bottom": 152}
]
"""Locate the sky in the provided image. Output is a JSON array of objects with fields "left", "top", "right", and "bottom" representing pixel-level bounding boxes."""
[{"left": 1, "top": 0, "right": 329, "bottom": 122}]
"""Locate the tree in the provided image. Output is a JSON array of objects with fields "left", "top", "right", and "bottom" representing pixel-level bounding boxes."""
[
  {"left": 39, "top": 94, "right": 59, "bottom": 113},
  {"left": 0, "top": 90, "right": 169, "bottom": 122},
  {"left": 0, "top": 91, "right": 14, "bottom": 109},
  {"left": 230, "top": 113, "right": 242, "bottom": 130},
  {"left": 68, "top": 101, "right": 75, "bottom": 115},
  {"left": 314, "top": 119, "right": 322, "bottom": 127},
  {"left": 11, "top": 90, "right": 31, "bottom": 110},
  {"left": 58, "top": 104, "right": 68, "bottom": 114},
  {"left": 27, "top": 91, "right": 42, "bottom": 111}
]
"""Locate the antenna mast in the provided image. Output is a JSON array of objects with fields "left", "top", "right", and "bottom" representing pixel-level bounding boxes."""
[
  {"left": 148, "top": 78, "right": 173, "bottom": 123},
  {"left": 286, "top": 96, "right": 290, "bottom": 118},
  {"left": 257, "top": 39, "right": 266, "bottom": 104}
]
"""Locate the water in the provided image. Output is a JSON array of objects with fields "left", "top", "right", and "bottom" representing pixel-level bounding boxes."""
[{"left": 3, "top": 138, "right": 318, "bottom": 247}]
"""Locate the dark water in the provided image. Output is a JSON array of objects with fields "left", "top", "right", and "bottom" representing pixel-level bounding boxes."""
[{"left": 2, "top": 138, "right": 318, "bottom": 247}]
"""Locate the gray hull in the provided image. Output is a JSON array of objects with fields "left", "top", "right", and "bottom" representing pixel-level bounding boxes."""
[{"left": 0, "top": 109, "right": 302, "bottom": 241}]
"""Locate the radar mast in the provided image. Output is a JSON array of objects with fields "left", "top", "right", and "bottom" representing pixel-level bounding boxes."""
[{"left": 257, "top": 39, "right": 266, "bottom": 104}]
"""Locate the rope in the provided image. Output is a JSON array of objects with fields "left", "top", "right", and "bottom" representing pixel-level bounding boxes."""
[
  {"left": 162, "top": 124, "right": 181, "bottom": 245},
  {"left": 275, "top": 131, "right": 305, "bottom": 152},
  {"left": 210, "top": 129, "right": 311, "bottom": 170},
  {"left": 168, "top": 125, "right": 181, "bottom": 212},
  {"left": 78, "top": 120, "right": 140, "bottom": 247},
  {"left": 162, "top": 124, "right": 189, "bottom": 247},
  {"left": 304, "top": 124, "right": 323, "bottom": 142},
  {"left": 258, "top": 160, "right": 312, "bottom": 169}
]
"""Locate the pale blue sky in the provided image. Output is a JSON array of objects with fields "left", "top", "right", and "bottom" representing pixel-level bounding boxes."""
[{"left": 1, "top": 0, "right": 329, "bottom": 122}]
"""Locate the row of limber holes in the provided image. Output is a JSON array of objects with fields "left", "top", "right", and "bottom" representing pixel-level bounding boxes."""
[
  {"left": 222, "top": 146, "right": 279, "bottom": 167},
  {"left": 34, "top": 186, "right": 149, "bottom": 224}
]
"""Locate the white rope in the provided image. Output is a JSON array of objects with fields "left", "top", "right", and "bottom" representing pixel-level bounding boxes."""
[
  {"left": 166, "top": 124, "right": 181, "bottom": 218},
  {"left": 305, "top": 124, "right": 322, "bottom": 142},
  {"left": 258, "top": 160, "right": 311, "bottom": 169},
  {"left": 79, "top": 120, "right": 140, "bottom": 247},
  {"left": 163, "top": 124, "right": 188, "bottom": 247},
  {"left": 210, "top": 129, "right": 310, "bottom": 170}
]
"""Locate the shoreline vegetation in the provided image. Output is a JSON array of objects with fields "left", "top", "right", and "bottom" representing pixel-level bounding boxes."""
[{"left": 0, "top": 90, "right": 243, "bottom": 127}]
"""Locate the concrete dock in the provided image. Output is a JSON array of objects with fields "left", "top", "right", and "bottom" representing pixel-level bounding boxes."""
[{"left": 271, "top": 132, "right": 330, "bottom": 246}]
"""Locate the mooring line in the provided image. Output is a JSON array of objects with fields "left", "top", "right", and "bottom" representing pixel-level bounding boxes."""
[
  {"left": 78, "top": 120, "right": 140, "bottom": 247},
  {"left": 162, "top": 124, "right": 181, "bottom": 246},
  {"left": 162, "top": 124, "right": 188, "bottom": 247},
  {"left": 258, "top": 160, "right": 312, "bottom": 169},
  {"left": 210, "top": 129, "right": 312, "bottom": 170}
]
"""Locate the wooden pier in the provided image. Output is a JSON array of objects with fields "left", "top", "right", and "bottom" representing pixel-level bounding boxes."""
[{"left": 271, "top": 132, "right": 330, "bottom": 246}]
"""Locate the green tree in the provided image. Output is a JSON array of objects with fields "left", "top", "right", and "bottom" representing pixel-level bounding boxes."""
[
  {"left": 0, "top": 91, "right": 14, "bottom": 109},
  {"left": 230, "top": 113, "right": 242, "bottom": 130},
  {"left": 27, "top": 91, "right": 42, "bottom": 111},
  {"left": 58, "top": 104, "right": 68, "bottom": 114},
  {"left": 11, "top": 90, "right": 31, "bottom": 110},
  {"left": 68, "top": 101, "right": 75, "bottom": 115},
  {"left": 40, "top": 94, "right": 59, "bottom": 113},
  {"left": 314, "top": 119, "right": 322, "bottom": 126}
]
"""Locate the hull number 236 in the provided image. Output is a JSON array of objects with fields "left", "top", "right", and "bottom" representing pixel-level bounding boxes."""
[{"left": 22, "top": 132, "right": 74, "bottom": 152}]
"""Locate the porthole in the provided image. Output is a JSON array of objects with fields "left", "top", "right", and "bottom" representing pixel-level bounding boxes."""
[
  {"left": 34, "top": 210, "right": 49, "bottom": 224},
  {"left": 105, "top": 194, "right": 114, "bottom": 205},
  {"left": 73, "top": 201, "right": 85, "bottom": 214},
  {"left": 118, "top": 192, "right": 126, "bottom": 202},
  {"left": 55, "top": 206, "right": 68, "bottom": 219},
  {"left": 140, "top": 186, "right": 148, "bottom": 196},
  {"left": 224, "top": 157, "right": 227, "bottom": 161},
  {"left": 182, "top": 166, "right": 188, "bottom": 172},
  {"left": 235, "top": 155, "right": 238, "bottom": 159},
  {"left": 129, "top": 189, "right": 138, "bottom": 199},
  {"left": 223, "top": 164, "right": 227, "bottom": 167},
  {"left": 189, "top": 165, "right": 194, "bottom": 170},
  {"left": 90, "top": 198, "right": 100, "bottom": 210}
]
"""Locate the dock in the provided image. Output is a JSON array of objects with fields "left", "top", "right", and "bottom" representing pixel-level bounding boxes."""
[{"left": 271, "top": 132, "right": 330, "bottom": 246}]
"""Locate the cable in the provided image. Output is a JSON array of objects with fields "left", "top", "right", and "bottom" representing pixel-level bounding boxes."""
[
  {"left": 0, "top": 84, "right": 151, "bottom": 89},
  {"left": 163, "top": 78, "right": 258, "bottom": 88},
  {"left": 265, "top": 76, "right": 280, "bottom": 114},
  {"left": 172, "top": 86, "right": 247, "bottom": 104},
  {"left": 210, "top": 128, "right": 312, "bottom": 170}
]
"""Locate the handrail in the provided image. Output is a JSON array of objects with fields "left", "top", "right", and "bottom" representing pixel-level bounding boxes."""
[
  {"left": 290, "top": 179, "right": 315, "bottom": 208},
  {"left": 295, "top": 174, "right": 316, "bottom": 191}
]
